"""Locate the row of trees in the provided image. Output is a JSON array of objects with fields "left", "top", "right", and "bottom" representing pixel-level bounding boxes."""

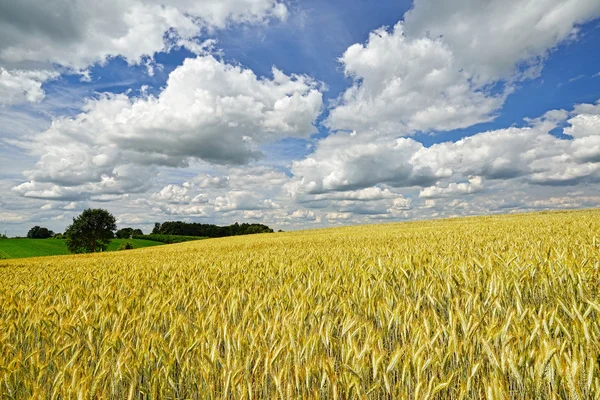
[
  {"left": 152, "top": 221, "right": 273, "bottom": 237},
  {"left": 20, "top": 209, "right": 275, "bottom": 254},
  {"left": 116, "top": 227, "right": 143, "bottom": 239},
  {"left": 25, "top": 226, "right": 143, "bottom": 240}
]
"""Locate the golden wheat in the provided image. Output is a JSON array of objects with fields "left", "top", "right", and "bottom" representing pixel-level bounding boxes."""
[{"left": 1, "top": 209, "right": 599, "bottom": 399}]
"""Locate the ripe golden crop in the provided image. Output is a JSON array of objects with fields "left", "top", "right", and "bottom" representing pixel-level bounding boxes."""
[{"left": 1, "top": 210, "right": 599, "bottom": 399}]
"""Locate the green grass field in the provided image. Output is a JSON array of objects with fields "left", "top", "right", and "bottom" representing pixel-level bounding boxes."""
[{"left": 0, "top": 238, "right": 162, "bottom": 259}]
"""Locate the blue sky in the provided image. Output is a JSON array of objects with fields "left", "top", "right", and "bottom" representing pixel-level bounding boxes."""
[{"left": 1, "top": 0, "right": 600, "bottom": 236}]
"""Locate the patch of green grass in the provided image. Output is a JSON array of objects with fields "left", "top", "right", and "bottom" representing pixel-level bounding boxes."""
[
  {"left": 106, "top": 239, "right": 162, "bottom": 252},
  {"left": 0, "top": 239, "right": 67, "bottom": 259},
  {"left": 0, "top": 238, "right": 163, "bottom": 259},
  {"left": 134, "top": 234, "right": 207, "bottom": 244}
]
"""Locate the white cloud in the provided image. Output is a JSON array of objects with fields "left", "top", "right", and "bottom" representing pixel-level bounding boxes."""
[
  {"left": 0, "top": 0, "right": 288, "bottom": 104},
  {"left": 0, "top": 0, "right": 287, "bottom": 71},
  {"left": 327, "top": 23, "right": 504, "bottom": 134},
  {"left": 12, "top": 56, "right": 323, "bottom": 200},
  {"left": 214, "top": 191, "right": 280, "bottom": 212},
  {"left": 3, "top": 0, "right": 600, "bottom": 233},
  {"left": 290, "top": 133, "right": 443, "bottom": 194},
  {"left": 63, "top": 202, "right": 79, "bottom": 210},
  {"left": 154, "top": 203, "right": 208, "bottom": 217},
  {"left": 419, "top": 176, "right": 484, "bottom": 199},
  {"left": 325, "top": 212, "right": 352, "bottom": 221},
  {"left": 568, "top": 75, "right": 585, "bottom": 83},
  {"left": 0, "top": 212, "right": 27, "bottom": 223},
  {"left": 297, "top": 187, "right": 400, "bottom": 202},
  {"left": 403, "top": 0, "right": 600, "bottom": 83},
  {"left": 116, "top": 213, "right": 152, "bottom": 225},
  {"left": 327, "top": 0, "right": 600, "bottom": 136},
  {"left": 389, "top": 197, "right": 412, "bottom": 211},
  {"left": 12, "top": 165, "right": 154, "bottom": 201},
  {"left": 151, "top": 183, "right": 194, "bottom": 204},
  {"left": 293, "top": 101, "right": 600, "bottom": 204},
  {"left": 526, "top": 196, "right": 600, "bottom": 209},
  {"left": 193, "top": 174, "right": 230, "bottom": 189},
  {"left": 227, "top": 166, "right": 291, "bottom": 191},
  {"left": 290, "top": 209, "right": 318, "bottom": 221},
  {"left": 564, "top": 103, "right": 600, "bottom": 140},
  {"left": 0, "top": 68, "right": 57, "bottom": 105}
]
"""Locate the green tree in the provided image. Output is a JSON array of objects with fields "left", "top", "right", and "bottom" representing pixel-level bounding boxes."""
[
  {"left": 27, "top": 226, "right": 54, "bottom": 239},
  {"left": 116, "top": 227, "right": 134, "bottom": 239},
  {"left": 65, "top": 209, "right": 116, "bottom": 254}
]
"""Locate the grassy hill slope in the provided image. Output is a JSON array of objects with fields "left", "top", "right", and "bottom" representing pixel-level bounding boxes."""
[{"left": 0, "top": 238, "right": 162, "bottom": 259}]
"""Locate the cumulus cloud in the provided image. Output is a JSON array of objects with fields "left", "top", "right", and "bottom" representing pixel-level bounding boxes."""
[
  {"left": 293, "top": 100, "right": 600, "bottom": 202},
  {"left": 0, "top": 0, "right": 288, "bottom": 104},
  {"left": 402, "top": 0, "right": 600, "bottom": 83},
  {"left": 327, "top": 0, "right": 600, "bottom": 135},
  {"left": 296, "top": 187, "right": 399, "bottom": 203},
  {"left": 193, "top": 174, "right": 230, "bottom": 189},
  {"left": 327, "top": 24, "right": 504, "bottom": 134},
  {"left": 0, "top": 0, "right": 287, "bottom": 71},
  {"left": 12, "top": 164, "right": 155, "bottom": 201},
  {"left": 290, "top": 209, "right": 318, "bottom": 221},
  {"left": 290, "top": 134, "right": 444, "bottom": 194},
  {"left": 215, "top": 191, "right": 280, "bottom": 212},
  {"left": 151, "top": 183, "right": 195, "bottom": 204},
  {"left": 12, "top": 56, "right": 323, "bottom": 200},
  {"left": 3, "top": 0, "right": 600, "bottom": 232},
  {"left": 0, "top": 212, "right": 27, "bottom": 223},
  {"left": 419, "top": 176, "right": 484, "bottom": 199},
  {"left": 0, "top": 68, "right": 58, "bottom": 105},
  {"left": 325, "top": 212, "right": 353, "bottom": 221}
]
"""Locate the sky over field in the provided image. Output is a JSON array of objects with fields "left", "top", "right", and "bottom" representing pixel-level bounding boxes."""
[{"left": 1, "top": 0, "right": 600, "bottom": 235}]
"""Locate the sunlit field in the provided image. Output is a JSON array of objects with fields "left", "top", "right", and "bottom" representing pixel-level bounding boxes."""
[
  {"left": 1, "top": 209, "right": 599, "bottom": 399},
  {"left": 0, "top": 238, "right": 163, "bottom": 260}
]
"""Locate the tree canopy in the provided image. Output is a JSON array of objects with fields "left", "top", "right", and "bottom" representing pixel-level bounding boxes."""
[
  {"left": 27, "top": 226, "right": 54, "bottom": 239},
  {"left": 65, "top": 209, "right": 116, "bottom": 253},
  {"left": 152, "top": 221, "right": 273, "bottom": 238},
  {"left": 116, "top": 227, "right": 143, "bottom": 239}
]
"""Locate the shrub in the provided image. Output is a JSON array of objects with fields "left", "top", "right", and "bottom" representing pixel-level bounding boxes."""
[{"left": 118, "top": 242, "right": 134, "bottom": 250}]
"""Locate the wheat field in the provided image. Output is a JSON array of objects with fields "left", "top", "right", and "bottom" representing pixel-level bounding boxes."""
[{"left": 1, "top": 210, "right": 599, "bottom": 399}]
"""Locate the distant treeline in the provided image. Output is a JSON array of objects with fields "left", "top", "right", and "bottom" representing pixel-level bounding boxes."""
[
  {"left": 152, "top": 222, "right": 274, "bottom": 238},
  {"left": 134, "top": 234, "right": 206, "bottom": 244}
]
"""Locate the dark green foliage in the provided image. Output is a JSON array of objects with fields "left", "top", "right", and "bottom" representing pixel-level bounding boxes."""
[
  {"left": 116, "top": 228, "right": 144, "bottom": 239},
  {"left": 133, "top": 234, "right": 206, "bottom": 244},
  {"left": 153, "top": 221, "right": 273, "bottom": 238},
  {"left": 118, "top": 241, "right": 134, "bottom": 250},
  {"left": 152, "top": 223, "right": 161, "bottom": 234},
  {"left": 116, "top": 228, "right": 134, "bottom": 239},
  {"left": 0, "top": 233, "right": 7, "bottom": 239},
  {"left": 27, "top": 226, "right": 54, "bottom": 239},
  {"left": 65, "top": 209, "right": 117, "bottom": 254}
]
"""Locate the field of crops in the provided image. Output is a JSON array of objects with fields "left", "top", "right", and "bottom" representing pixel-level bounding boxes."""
[
  {"left": 1, "top": 209, "right": 599, "bottom": 398},
  {"left": 0, "top": 238, "right": 163, "bottom": 259}
]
